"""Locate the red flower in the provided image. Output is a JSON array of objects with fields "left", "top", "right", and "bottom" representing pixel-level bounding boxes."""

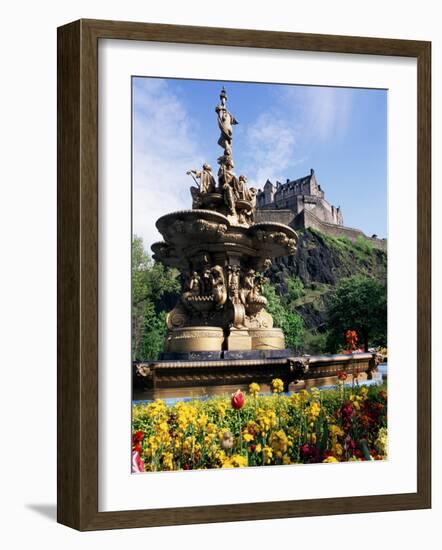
[
  {"left": 231, "top": 389, "right": 245, "bottom": 410},
  {"left": 132, "top": 430, "right": 144, "bottom": 444},
  {"left": 341, "top": 401, "right": 354, "bottom": 418},
  {"left": 300, "top": 443, "right": 312, "bottom": 459},
  {"left": 300, "top": 443, "right": 320, "bottom": 462},
  {"left": 132, "top": 430, "right": 144, "bottom": 453},
  {"left": 345, "top": 329, "right": 358, "bottom": 352},
  {"left": 337, "top": 370, "right": 347, "bottom": 381}
]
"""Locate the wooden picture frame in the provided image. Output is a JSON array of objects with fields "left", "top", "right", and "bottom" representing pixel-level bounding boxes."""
[{"left": 57, "top": 18, "right": 431, "bottom": 531}]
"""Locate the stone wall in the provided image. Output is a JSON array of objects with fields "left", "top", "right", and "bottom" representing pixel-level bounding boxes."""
[
  {"left": 256, "top": 207, "right": 387, "bottom": 251},
  {"left": 255, "top": 209, "right": 295, "bottom": 226}
]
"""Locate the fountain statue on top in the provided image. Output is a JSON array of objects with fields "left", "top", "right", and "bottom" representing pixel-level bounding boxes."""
[
  {"left": 151, "top": 88, "right": 298, "bottom": 354},
  {"left": 188, "top": 88, "right": 257, "bottom": 225}
]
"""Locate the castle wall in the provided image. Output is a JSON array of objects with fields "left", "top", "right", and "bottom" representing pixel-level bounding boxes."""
[
  {"left": 294, "top": 210, "right": 387, "bottom": 251},
  {"left": 255, "top": 208, "right": 386, "bottom": 251},
  {"left": 255, "top": 209, "right": 295, "bottom": 226}
]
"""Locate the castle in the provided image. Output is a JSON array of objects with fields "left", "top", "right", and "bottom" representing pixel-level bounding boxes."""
[
  {"left": 255, "top": 169, "right": 386, "bottom": 250},
  {"left": 257, "top": 169, "right": 344, "bottom": 226}
]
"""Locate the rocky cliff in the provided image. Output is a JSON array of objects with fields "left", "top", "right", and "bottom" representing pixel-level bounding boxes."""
[{"left": 267, "top": 228, "right": 387, "bottom": 333}]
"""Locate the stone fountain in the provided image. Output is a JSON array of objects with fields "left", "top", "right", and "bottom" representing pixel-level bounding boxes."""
[
  {"left": 135, "top": 88, "right": 381, "bottom": 400},
  {"left": 151, "top": 87, "right": 297, "bottom": 354}
]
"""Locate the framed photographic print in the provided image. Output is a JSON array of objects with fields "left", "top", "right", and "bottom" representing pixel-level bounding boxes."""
[{"left": 57, "top": 19, "right": 431, "bottom": 530}]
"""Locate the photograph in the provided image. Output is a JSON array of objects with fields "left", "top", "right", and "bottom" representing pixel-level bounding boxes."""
[{"left": 131, "top": 77, "right": 388, "bottom": 472}]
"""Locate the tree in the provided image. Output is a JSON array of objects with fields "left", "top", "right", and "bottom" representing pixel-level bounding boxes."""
[
  {"left": 132, "top": 236, "right": 180, "bottom": 360},
  {"left": 326, "top": 275, "right": 387, "bottom": 352},
  {"left": 262, "top": 283, "right": 304, "bottom": 350}
]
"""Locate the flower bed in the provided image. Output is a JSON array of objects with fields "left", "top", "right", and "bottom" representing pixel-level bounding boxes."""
[{"left": 132, "top": 381, "right": 387, "bottom": 472}]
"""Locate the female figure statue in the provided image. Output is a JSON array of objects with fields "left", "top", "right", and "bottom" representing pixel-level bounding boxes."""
[{"left": 215, "top": 88, "right": 238, "bottom": 157}]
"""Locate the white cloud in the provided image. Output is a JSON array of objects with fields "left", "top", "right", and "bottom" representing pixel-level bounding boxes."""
[
  {"left": 132, "top": 78, "right": 206, "bottom": 253},
  {"left": 241, "top": 85, "right": 354, "bottom": 190},
  {"left": 279, "top": 85, "right": 354, "bottom": 142},
  {"left": 242, "top": 111, "right": 302, "bottom": 189}
]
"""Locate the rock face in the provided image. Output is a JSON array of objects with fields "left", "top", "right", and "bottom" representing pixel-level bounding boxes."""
[{"left": 267, "top": 228, "right": 387, "bottom": 331}]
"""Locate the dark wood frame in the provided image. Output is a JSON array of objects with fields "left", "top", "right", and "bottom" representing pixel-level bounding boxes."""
[{"left": 57, "top": 18, "right": 431, "bottom": 531}]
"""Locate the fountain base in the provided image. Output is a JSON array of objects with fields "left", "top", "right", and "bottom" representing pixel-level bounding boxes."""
[{"left": 133, "top": 352, "right": 382, "bottom": 401}]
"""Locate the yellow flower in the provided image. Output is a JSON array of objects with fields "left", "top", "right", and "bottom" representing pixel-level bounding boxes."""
[
  {"left": 256, "top": 408, "right": 277, "bottom": 433},
  {"left": 262, "top": 446, "right": 273, "bottom": 464},
  {"left": 271, "top": 378, "right": 284, "bottom": 394},
  {"left": 197, "top": 414, "right": 208, "bottom": 429},
  {"left": 375, "top": 427, "right": 388, "bottom": 456},
  {"left": 329, "top": 425, "right": 344, "bottom": 438},
  {"left": 222, "top": 454, "right": 248, "bottom": 468},
  {"left": 214, "top": 450, "right": 227, "bottom": 465},
  {"left": 146, "top": 399, "right": 166, "bottom": 417},
  {"left": 290, "top": 393, "right": 301, "bottom": 407},
  {"left": 249, "top": 382, "right": 260, "bottom": 397},
  {"left": 216, "top": 402, "right": 227, "bottom": 418},
  {"left": 243, "top": 433, "right": 254, "bottom": 443},
  {"left": 305, "top": 401, "right": 321, "bottom": 424},
  {"left": 269, "top": 430, "right": 291, "bottom": 454},
  {"left": 182, "top": 435, "right": 196, "bottom": 453},
  {"left": 231, "top": 454, "right": 248, "bottom": 467},
  {"left": 206, "top": 422, "right": 217, "bottom": 434},
  {"left": 323, "top": 456, "right": 339, "bottom": 463},
  {"left": 161, "top": 452, "right": 174, "bottom": 470},
  {"left": 360, "top": 386, "right": 369, "bottom": 399},
  {"left": 332, "top": 442, "right": 343, "bottom": 457}
]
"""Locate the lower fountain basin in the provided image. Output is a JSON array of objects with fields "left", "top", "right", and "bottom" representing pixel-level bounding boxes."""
[{"left": 133, "top": 352, "right": 382, "bottom": 401}]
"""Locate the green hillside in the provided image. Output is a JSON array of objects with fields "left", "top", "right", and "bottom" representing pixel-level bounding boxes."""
[{"left": 266, "top": 228, "right": 387, "bottom": 353}]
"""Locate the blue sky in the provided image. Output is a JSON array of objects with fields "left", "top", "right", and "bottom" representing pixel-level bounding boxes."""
[{"left": 132, "top": 77, "right": 387, "bottom": 251}]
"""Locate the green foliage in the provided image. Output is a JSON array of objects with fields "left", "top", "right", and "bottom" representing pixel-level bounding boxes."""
[
  {"left": 286, "top": 276, "right": 304, "bottom": 301},
  {"left": 326, "top": 275, "right": 387, "bottom": 352},
  {"left": 138, "top": 310, "right": 168, "bottom": 362},
  {"left": 283, "top": 312, "right": 305, "bottom": 349},
  {"left": 262, "top": 283, "right": 287, "bottom": 327},
  {"left": 311, "top": 228, "right": 377, "bottom": 264},
  {"left": 262, "top": 283, "right": 304, "bottom": 350},
  {"left": 132, "top": 236, "right": 180, "bottom": 360},
  {"left": 354, "top": 235, "right": 374, "bottom": 255},
  {"left": 302, "top": 330, "right": 329, "bottom": 354}
]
